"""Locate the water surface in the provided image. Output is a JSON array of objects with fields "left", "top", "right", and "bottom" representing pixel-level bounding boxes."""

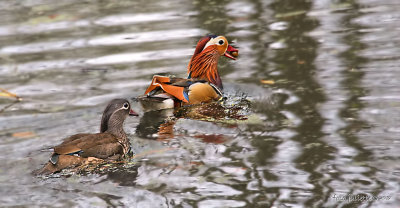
[{"left": 0, "top": 0, "right": 399, "bottom": 207}]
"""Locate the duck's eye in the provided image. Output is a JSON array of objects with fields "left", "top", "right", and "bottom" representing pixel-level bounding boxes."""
[
  {"left": 218, "top": 40, "right": 224, "bottom": 45},
  {"left": 123, "top": 103, "right": 129, "bottom": 109}
]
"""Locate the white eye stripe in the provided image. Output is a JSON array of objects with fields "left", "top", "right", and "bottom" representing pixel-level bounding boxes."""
[{"left": 202, "top": 37, "right": 225, "bottom": 51}]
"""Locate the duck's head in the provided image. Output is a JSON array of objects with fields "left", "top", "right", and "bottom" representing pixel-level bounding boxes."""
[
  {"left": 192, "top": 35, "right": 239, "bottom": 60},
  {"left": 100, "top": 99, "right": 138, "bottom": 133},
  {"left": 188, "top": 35, "right": 239, "bottom": 89}
]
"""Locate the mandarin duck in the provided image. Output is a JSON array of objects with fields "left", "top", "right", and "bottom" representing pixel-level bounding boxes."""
[
  {"left": 139, "top": 35, "right": 238, "bottom": 111},
  {"left": 35, "top": 99, "right": 138, "bottom": 175}
]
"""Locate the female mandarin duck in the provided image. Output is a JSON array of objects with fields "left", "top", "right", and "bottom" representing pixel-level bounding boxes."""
[
  {"left": 35, "top": 99, "right": 138, "bottom": 175},
  {"left": 139, "top": 35, "right": 239, "bottom": 111}
]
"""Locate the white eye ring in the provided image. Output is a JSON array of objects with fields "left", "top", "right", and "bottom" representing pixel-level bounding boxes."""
[
  {"left": 218, "top": 40, "right": 224, "bottom": 45},
  {"left": 123, "top": 103, "right": 129, "bottom": 109}
]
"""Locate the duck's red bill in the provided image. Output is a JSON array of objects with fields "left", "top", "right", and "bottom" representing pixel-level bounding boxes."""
[
  {"left": 129, "top": 109, "right": 139, "bottom": 116},
  {"left": 224, "top": 44, "right": 239, "bottom": 60}
]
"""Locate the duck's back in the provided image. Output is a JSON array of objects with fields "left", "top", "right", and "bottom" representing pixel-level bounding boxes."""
[
  {"left": 54, "top": 133, "right": 123, "bottom": 159},
  {"left": 35, "top": 133, "right": 124, "bottom": 175}
]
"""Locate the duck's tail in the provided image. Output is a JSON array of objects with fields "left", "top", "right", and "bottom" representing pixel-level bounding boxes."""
[
  {"left": 144, "top": 75, "right": 189, "bottom": 103},
  {"left": 137, "top": 93, "right": 177, "bottom": 112},
  {"left": 33, "top": 155, "right": 87, "bottom": 175}
]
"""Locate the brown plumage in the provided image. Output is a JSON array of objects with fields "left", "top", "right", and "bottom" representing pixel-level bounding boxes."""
[
  {"left": 35, "top": 99, "right": 138, "bottom": 175},
  {"left": 139, "top": 35, "right": 239, "bottom": 111}
]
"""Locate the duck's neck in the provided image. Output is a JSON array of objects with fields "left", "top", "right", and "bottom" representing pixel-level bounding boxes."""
[
  {"left": 188, "top": 47, "right": 223, "bottom": 89},
  {"left": 105, "top": 118, "right": 131, "bottom": 155},
  {"left": 106, "top": 118, "right": 126, "bottom": 138}
]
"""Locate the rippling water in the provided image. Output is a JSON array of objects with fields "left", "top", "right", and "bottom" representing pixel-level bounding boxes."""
[{"left": 1, "top": 0, "right": 399, "bottom": 207}]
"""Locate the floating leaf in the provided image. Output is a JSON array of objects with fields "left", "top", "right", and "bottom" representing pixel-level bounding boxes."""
[
  {"left": 275, "top": 10, "right": 307, "bottom": 18},
  {"left": 28, "top": 14, "right": 71, "bottom": 25},
  {"left": 0, "top": 88, "right": 22, "bottom": 101},
  {"left": 331, "top": 2, "right": 352, "bottom": 10},
  {"left": 304, "top": 142, "right": 322, "bottom": 149},
  {"left": 12, "top": 131, "right": 36, "bottom": 138},
  {"left": 297, "top": 60, "right": 306, "bottom": 65},
  {"left": 260, "top": 80, "right": 275, "bottom": 85}
]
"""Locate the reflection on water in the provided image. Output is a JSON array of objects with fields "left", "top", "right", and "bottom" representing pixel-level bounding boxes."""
[
  {"left": 0, "top": 0, "right": 400, "bottom": 207},
  {"left": 136, "top": 109, "right": 176, "bottom": 139}
]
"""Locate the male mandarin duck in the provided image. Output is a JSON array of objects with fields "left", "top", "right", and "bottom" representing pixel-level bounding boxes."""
[
  {"left": 139, "top": 35, "right": 239, "bottom": 111},
  {"left": 35, "top": 99, "right": 138, "bottom": 175}
]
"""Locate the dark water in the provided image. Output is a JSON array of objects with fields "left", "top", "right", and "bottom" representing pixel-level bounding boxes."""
[{"left": 0, "top": 0, "right": 399, "bottom": 207}]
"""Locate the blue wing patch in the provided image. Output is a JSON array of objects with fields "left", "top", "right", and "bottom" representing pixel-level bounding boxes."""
[
  {"left": 50, "top": 154, "right": 59, "bottom": 165},
  {"left": 183, "top": 91, "right": 189, "bottom": 102},
  {"left": 49, "top": 150, "right": 84, "bottom": 165}
]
